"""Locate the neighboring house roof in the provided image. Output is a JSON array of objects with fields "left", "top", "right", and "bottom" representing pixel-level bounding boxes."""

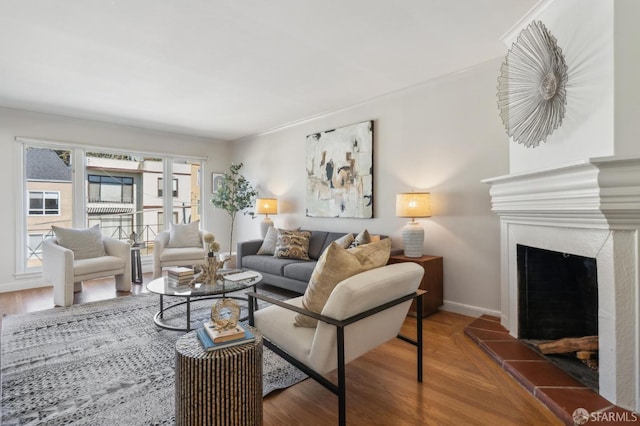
[{"left": 26, "top": 148, "right": 72, "bottom": 182}]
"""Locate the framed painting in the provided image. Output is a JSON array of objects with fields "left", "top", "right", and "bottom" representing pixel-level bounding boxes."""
[
  {"left": 306, "top": 120, "right": 373, "bottom": 218},
  {"left": 211, "top": 173, "right": 225, "bottom": 194}
]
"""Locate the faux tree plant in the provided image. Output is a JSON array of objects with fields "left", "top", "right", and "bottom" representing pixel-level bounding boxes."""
[{"left": 210, "top": 163, "right": 258, "bottom": 261}]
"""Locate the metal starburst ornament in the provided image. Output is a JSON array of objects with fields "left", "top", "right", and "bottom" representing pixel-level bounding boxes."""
[{"left": 497, "top": 21, "right": 568, "bottom": 148}]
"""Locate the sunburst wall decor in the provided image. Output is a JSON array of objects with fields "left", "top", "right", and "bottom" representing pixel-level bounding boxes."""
[{"left": 497, "top": 20, "right": 568, "bottom": 148}]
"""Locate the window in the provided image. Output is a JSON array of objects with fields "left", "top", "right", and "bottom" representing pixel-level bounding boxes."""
[
  {"left": 88, "top": 175, "right": 134, "bottom": 203},
  {"left": 19, "top": 143, "right": 203, "bottom": 274},
  {"left": 157, "top": 211, "right": 179, "bottom": 232},
  {"left": 157, "top": 178, "right": 178, "bottom": 197},
  {"left": 28, "top": 191, "right": 60, "bottom": 215}
]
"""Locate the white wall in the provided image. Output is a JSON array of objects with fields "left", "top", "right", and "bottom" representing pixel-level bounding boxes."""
[
  {"left": 0, "top": 107, "right": 231, "bottom": 292},
  {"left": 506, "top": 0, "right": 616, "bottom": 173},
  {"left": 232, "top": 59, "right": 509, "bottom": 317},
  {"left": 614, "top": 0, "right": 640, "bottom": 157}
]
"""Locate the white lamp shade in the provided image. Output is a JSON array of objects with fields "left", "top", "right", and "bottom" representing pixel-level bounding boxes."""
[{"left": 256, "top": 198, "right": 278, "bottom": 216}]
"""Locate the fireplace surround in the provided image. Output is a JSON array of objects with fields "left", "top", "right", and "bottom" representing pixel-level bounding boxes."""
[{"left": 484, "top": 156, "right": 640, "bottom": 412}]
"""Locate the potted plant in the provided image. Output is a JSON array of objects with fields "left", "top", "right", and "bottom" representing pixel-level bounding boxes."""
[{"left": 211, "top": 163, "right": 258, "bottom": 267}]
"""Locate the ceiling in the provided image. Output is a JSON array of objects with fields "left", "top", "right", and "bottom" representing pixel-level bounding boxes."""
[{"left": 0, "top": 0, "right": 538, "bottom": 141}]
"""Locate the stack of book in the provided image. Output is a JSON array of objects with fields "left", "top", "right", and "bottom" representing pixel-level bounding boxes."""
[
  {"left": 196, "top": 321, "right": 255, "bottom": 351},
  {"left": 166, "top": 267, "right": 194, "bottom": 286}
]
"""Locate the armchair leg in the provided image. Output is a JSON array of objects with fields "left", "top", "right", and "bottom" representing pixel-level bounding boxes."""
[{"left": 115, "top": 273, "right": 132, "bottom": 292}]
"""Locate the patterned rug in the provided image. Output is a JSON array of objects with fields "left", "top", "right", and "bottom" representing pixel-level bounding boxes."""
[{"left": 0, "top": 292, "right": 307, "bottom": 425}]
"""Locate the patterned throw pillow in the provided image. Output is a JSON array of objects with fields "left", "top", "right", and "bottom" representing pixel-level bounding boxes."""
[
  {"left": 274, "top": 230, "right": 311, "bottom": 260},
  {"left": 294, "top": 238, "right": 392, "bottom": 327},
  {"left": 348, "top": 229, "right": 372, "bottom": 248},
  {"left": 52, "top": 225, "right": 106, "bottom": 260}
]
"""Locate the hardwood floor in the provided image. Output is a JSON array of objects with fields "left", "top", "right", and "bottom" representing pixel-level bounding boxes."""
[{"left": 0, "top": 276, "right": 562, "bottom": 425}]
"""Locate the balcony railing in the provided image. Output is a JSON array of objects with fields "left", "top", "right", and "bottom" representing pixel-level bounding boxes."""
[{"left": 27, "top": 224, "right": 161, "bottom": 267}]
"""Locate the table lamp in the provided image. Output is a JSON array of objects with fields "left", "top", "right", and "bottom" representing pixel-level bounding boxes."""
[
  {"left": 255, "top": 197, "right": 278, "bottom": 238},
  {"left": 396, "top": 192, "right": 431, "bottom": 257}
]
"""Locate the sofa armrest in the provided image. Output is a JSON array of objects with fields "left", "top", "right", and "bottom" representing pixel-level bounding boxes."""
[{"left": 236, "top": 239, "right": 263, "bottom": 268}]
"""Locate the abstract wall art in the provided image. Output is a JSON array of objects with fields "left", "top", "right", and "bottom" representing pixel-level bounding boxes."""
[{"left": 306, "top": 120, "right": 373, "bottom": 218}]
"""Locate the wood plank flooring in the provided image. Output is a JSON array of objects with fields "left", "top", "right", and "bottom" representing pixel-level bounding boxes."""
[{"left": 0, "top": 275, "right": 562, "bottom": 425}]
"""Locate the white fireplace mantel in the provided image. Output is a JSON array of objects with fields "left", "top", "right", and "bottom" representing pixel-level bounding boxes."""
[{"left": 483, "top": 156, "right": 640, "bottom": 412}]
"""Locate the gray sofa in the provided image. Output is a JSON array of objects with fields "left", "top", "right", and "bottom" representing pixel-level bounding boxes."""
[{"left": 237, "top": 230, "right": 365, "bottom": 294}]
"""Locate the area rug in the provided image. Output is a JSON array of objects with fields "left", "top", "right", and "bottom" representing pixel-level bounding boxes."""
[{"left": 0, "top": 292, "right": 307, "bottom": 425}]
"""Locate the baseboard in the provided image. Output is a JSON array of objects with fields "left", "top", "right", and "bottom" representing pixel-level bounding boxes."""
[
  {"left": 440, "top": 299, "right": 501, "bottom": 319},
  {"left": 0, "top": 276, "right": 50, "bottom": 293}
]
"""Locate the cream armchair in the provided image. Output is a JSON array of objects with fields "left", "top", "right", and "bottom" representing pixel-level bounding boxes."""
[
  {"left": 248, "top": 262, "right": 425, "bottom": 426},
  {"left": 152, "top": 230, "right": 208, "bottom": 279},
  {"left": 43, "top": 237, "right": 132, "bottom": 307}
]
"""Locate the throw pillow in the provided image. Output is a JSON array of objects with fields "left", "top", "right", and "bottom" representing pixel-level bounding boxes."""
[
  {"left": 256, "top": 226, "right": 278, "bottom": 255},
  {"left": 349, "top": 229, "right": 372, "bottom": 248},
  {"left": 334, "top": 233, "right": 355, "bottom": 249},
  {"left": 294, "top": 238, "right": 392, "bottom": 327},
  {"left": 52, "top": 225, "right": 106, "bottom": 260},
  {"left": 167, "top": 220, "right": 202, "bottom": 248},
  {"left": 274, "top": 229, "right": 311, "bottom": 260}
]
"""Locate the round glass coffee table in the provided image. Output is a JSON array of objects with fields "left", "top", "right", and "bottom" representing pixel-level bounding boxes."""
[{"left": 146, "top": 269, "right": 263, "bottom": 332}]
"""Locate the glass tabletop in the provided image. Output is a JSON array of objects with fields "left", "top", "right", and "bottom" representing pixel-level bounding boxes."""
[{"left": 146, "top": 269, "right": 262, "bottom": 297}]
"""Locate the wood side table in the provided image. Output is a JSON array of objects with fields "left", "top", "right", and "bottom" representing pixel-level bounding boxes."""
[
  {"left": 175, "top": 327, "right": 263, "bottom": 425},
  {"left": 388, "top": 254, "right": 443, "bottom": 316}
]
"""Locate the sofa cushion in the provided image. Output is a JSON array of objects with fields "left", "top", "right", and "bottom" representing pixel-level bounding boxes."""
[
  {"left": 294, "top": 238, "right": 392, "bottom": 327},
  {"left": 167, "top": 220, "right": 202, "bottom": 248},
  {"left": 283, "top": 261, "right": 317, "bottom": 283},
  {"left": 306, "top": 231, "right": 329, "bottom": 260},
  {"left": 52, "top": 225, "right": 106, "bottom": 260},
  {"left": 242, "top": 255, "right": 302, "bottom": 276},
  {"left": 274, "top": 230, "right": 311, "bottom": 260}
]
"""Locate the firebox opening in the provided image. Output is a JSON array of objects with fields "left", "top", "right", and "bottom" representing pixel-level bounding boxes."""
[{"left": 517, "top": 244, "right": 599, "bottom": 390}]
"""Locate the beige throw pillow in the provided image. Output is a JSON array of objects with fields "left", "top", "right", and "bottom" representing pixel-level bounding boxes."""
[
  {"left": 52, "top": 225, "right": 106, "bottom": 260},
  {"left": 274, "top": 229, "right": 311, "bottom": 260},
  {"left": 334, "top": 233, "right": 355, "bottom": 249},
  {"left": 257, "top": 226, "right": 278, "bottom": 255},
  {"left": 294, "top": 238, "right": 392, "bottom": 327},
  {"left": 167, "top": 220, "right": 201, "bottom": 248}
]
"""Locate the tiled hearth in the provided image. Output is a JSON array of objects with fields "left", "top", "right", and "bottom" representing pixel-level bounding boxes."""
[{"left": 464, "top": 315, "right": 638, "bottom": 425}]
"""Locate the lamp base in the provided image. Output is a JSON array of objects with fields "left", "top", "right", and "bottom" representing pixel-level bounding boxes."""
[
  {"left": 260, "top": 217, "right": 274, "bottom": 239},
  {"left": 401, "top": 221, "right": 424, "bottom": 258}
]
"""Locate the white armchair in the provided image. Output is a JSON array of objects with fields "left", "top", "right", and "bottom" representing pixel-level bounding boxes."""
[
  {"left": 248, "top": 262, "right": 425, "bottom": 426},
  {"left": 152, "top": 230, "right": 208, "bottom": 279},
  {"left": 43, "top": 237, "right": 132, "bottom": 307}
]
